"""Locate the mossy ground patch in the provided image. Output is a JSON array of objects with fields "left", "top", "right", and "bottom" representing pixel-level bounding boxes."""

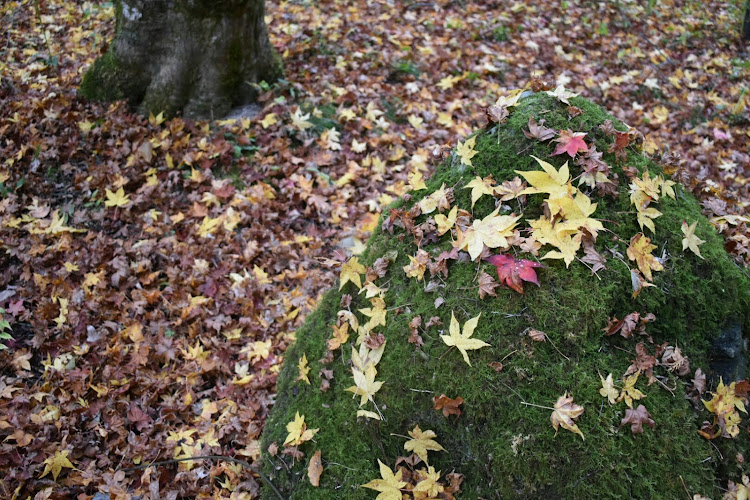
[{"left": 261, "top": 92, "right": 749, "bottom": 499}]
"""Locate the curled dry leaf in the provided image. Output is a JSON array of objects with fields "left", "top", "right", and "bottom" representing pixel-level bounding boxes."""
[
  {"left": 307, "top": 449, "right": 323, "bottom": 487},
  {"left": 550, "top": 393, "right": 585, "bottom": 440},
  {"left": 528, "top": 329, "right": 546, "bottom": 342}
]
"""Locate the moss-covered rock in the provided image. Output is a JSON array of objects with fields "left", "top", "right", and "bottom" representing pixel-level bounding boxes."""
[{"left": 260, "top": 92, "right": 749, "bottom": 499}]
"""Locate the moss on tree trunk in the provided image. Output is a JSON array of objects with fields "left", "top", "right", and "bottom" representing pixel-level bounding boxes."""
[
  {"left": 260, "top": 92, "right": 749, "bottom": 499},
  {"left": 80, "top": 0, "right": 282, "bottom": 119}
]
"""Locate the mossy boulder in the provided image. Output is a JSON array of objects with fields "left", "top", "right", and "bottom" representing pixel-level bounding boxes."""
[{"left": 260, "top": 92, "right": 750, "bottom": 499}]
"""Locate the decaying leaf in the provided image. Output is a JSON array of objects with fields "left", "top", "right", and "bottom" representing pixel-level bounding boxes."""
[
  {"left": 550, "top": 392, "right": 585, "bottom": 440},
  {"left": 599, "top": 373, "right": 619, "bottom": 405},
  {"left": 307, "top": 449, "right": 323, "bottom": 486},
  {"left": 433, "top": 394, "right": 464, "bottom": 418},
  {"left": 620, "top": 404, "right": 655, "bottom": 434}
]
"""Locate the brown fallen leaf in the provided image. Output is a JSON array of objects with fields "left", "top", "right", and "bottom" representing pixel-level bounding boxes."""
[
  {"left": 619, "top": 404, "right": 655, "bottom": 434},
  {"left": 433, "top": 394, "right": 464, "bottom": 418},
  {"left": 528, "top": 329, "right": 546, "bottom": 342},
  {"left": 307, "top": 449, "right": 323, "bottom": 486}
]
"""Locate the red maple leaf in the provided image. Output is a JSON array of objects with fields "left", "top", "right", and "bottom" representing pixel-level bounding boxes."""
[
  {"left": 552, "top": 130, "right": 589, "bottom": 157},
  {"left": 485, "top": 254, "right": 543, "bottom": 294}
]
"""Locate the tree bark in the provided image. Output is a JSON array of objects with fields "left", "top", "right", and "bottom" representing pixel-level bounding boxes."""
[{"left": 80, "top": 0, "right": 282, "bottom": 119}]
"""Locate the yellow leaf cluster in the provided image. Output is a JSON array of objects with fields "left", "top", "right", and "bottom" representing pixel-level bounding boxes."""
[
  {"left": 283, "top": 412, "right": 319, "bottom": 446},
  {"left": 515, "top": 156, "right": 602, "bottom": 267},
  {"left": 628, "top": 170, "right": 675, "bottom": 233},
  {"left": 702, "top": 379, "right": 747, "bottom": 438}
]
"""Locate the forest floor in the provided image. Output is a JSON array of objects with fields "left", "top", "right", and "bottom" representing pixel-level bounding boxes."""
[{"left": 0, "top": 0, "right": 748, "bottom": 498}]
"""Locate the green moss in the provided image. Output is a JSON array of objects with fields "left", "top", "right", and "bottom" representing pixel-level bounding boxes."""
[
  {"left": 79, "top": 51, "right": 126, "bottom": 102},
  {"left": 261, "top": 92, "right": 749, "bottom": 499}
]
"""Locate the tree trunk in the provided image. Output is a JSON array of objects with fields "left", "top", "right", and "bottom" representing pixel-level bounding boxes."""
[
  {"left": 743, "top": 0, "right": 750, "bottom": 42},
  {"left": 80, "top": 0, "right": 282, "bottom": 119}
]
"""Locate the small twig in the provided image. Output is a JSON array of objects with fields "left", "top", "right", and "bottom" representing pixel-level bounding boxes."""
[
  {"left": 409, "top": 388, "right": 434, "bottom": 393},
  {"left": 120, "top": 455, "right": 284, "bottom": 500},
  {"left": 544, "top": 334, "right": 570, "bottom": 361},
  {"left": 678, "top": 475, "right": 692, "bottom": 500},
  {"left": 519, "top": 401, "right": 555, "bottom": 411}
]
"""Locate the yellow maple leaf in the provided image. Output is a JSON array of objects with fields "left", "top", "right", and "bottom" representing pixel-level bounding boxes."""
[
  {"left": 297, "top": 353, "right": 311, "bottom": 385},
  {"left": 260, "top": 113, "right": 278, "bottom": 129},
  {"left": 328, "top": 322, "right": 350, "bottom": 351},
  {"left": 403, "top": 249, "right": 430, "bottom": 281},
  {"left": 291, "top": 108, "right": 313, "bottom": 131},
  {"left": 458, "top": 209, "right": 520, "bottom": 261},
  {"left": 404, "top": 426, "right": 445, "bottom": 464},
  {"left": 104, "top": 187, "right": 130, "bottom": 208},
  {"left": 359, "top": 297, "right": 387, "bottom": 330},
  {"left": 440, "top": 311, "right": 489, "bottom": 366},
  {"left": 406, "top": 170, "right": 427, "bottom": 192},
  {"left": 464, "top": 175, "right": 496, "bottom": 208},
  {"left": 40, "top": 449, "right": 74, "bottom": 481},
  {"left": 618, "top": 372, "right": 646, "bottom": 408},
  {"left": 681, "top": 220, "right": 705, "bottom": 259},
  {"left": 418, "top": 183, "right": 450, "bottom": 214},
  {"left": 550, "top": 191, "right": 603, "bottom": 237},
  {"left": 346, "top": 362, "right": 384, "bottom": 406},
  {"left": 529, "top": 216, "right": 582, "bottom": 267},
  {"left": 599, "top": 373, "right": 619, "bottom": 405},
  {"left": 434, "top": 205, "right": 458, "bottom": 235},
  {"left": 627, "top": 233, "right": 663, "bottom": 282},
  {"left": 362, "top": 460, "right": 407, "bottom": 500},
  {"left": 456, "top": 136, "right": 478, "bottom": 166},
  {"left": 517, "top": 155, "right": 573, "bottom": 200},
  {"left": 413, "top": 466, "right": 444, "bottom": 496},
  {"left": 283, "top": 412, "right": 319, "bottom": 446},
  {"left": 550, "top": 393, "right": 585, "bottom": 440},
  {"left": 339, "top": 257, "right": 366, "bottom": 290}
]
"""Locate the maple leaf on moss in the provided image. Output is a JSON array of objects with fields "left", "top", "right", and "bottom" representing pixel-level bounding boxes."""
[
  {"left": 455, "top": 136, "right": 478, "bottom": 166},
  {"left": 517, "top": 155, "right": 573, "bottom": 200},
  {"left": 434, "top": 205, "right": 458, "bottom": 235},
  {"left": 618, "top": 372, "right": 646, "bottom": 408},
  {"left": 362, "top": 460, "right": 406, "bottom": 500},
  {"left": 545, "top": 85, "right": 579, "bottom": 105},
  {"left": 464, "top": 175, "right": 496, "bottom": 208},
  {"left": 414, "top": 466, "right": 445, "bottom": 496},
  {"left": 433, "top": 394, "right": 464, "bottom": 418},
  {"left": 283, "top": 412, "right": 319, "bottom": 446},
  {"left": 681, "top": 220, "right": 705, "bottom": 259},
  {"left": 339, "top": 257, "right": 366, "bottom": 290},
  {"left": 346, "top": 363, "right": 384, "bottom": 406},
  {"left": 550, "top": 393, "right": 585, "bottom": 440},
  {"left": 627, "top": 233, "right": 663, "bottom": 282},
  {"left": 40, "top": 449, "right": 75, "bottom": 481},
  {"left": 457, "top": 209, "right": 520, "bottom": 261},
  {"left": 404, "top": 426, "right": 446, "bottom": 464},
  {"left": 297, "top": 353, "right": 311, "bottom": 385},
  {"left": 552, "top": 130, "right": 589, "bottom": 157},
  {"left": 599, "top": 373, "right": 619, "bottom": 405},
  {"left": 485, "top": 253, "right": 542, "bottom": 294},
  {"left": 440, "top": 311, "right": 489, "bottom": 366},
  {"left": 620, "top": 404, "right": 655, "bottom": 435},
  {"left": 328, "top": 322, "right": 349, "bottom": 350}
]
